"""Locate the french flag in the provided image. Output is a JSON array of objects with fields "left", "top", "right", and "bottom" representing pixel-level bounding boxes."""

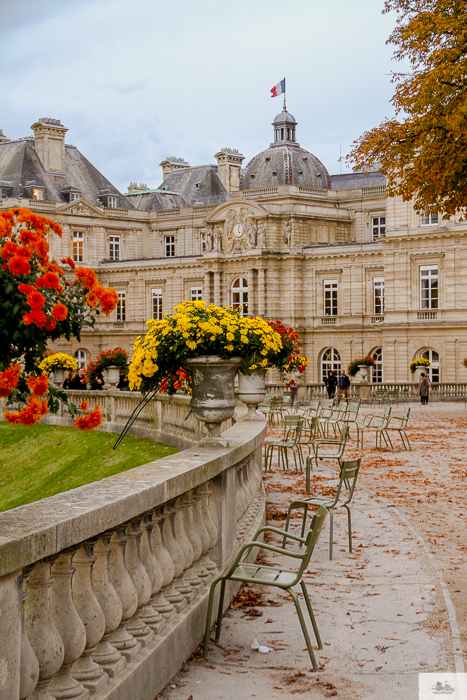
[{"left": 270, "top": 79, "right": 285, "bottom": 98}]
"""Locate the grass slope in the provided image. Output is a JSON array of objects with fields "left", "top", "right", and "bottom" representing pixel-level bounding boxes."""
[{"left": 0, "top": 423, "right": 178, "bottom": 512}]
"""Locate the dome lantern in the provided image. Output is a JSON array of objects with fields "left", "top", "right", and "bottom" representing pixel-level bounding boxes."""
[{"left": 272, "top": 110, "right": 297, "bottom": 144}]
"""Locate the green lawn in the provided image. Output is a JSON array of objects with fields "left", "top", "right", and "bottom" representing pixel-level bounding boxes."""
[{"left": 0, "top": 423, "right": 178, "bottom": 512}]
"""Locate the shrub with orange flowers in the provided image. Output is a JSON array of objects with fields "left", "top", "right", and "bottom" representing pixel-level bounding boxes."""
[
  {"left": 0, "top": 207, "right": 119, "bottom": 428},
  {"left": 267, "top": 319, "right": 309, "bottom": 380},
  {"left": 86, "top": 348, "right": 129, "bottom": 387}
]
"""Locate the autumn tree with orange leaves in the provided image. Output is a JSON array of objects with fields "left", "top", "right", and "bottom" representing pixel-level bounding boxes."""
[
  {"left": 349, "top": 0, "right": 467, "bottom": 219},
  {"left": 0, "top": 208, "right": 118, "bottom": 428}
]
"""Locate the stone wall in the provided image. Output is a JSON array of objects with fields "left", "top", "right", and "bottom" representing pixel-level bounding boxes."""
[{"left": 0, "top": 419, "right": 267, "bottom": 700}]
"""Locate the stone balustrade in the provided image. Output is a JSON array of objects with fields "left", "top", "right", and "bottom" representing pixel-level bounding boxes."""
[
  {"left": 0, "top": 419, "right": 267, "bottom": 700},
  {"left": 265, "top": 381, "right": 467, "bottom": 401}
]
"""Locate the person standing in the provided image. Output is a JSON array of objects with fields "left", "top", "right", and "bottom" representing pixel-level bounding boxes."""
[
  {"left": 338, "top": 370, "right": 351, "bottom": 404},
  {"left": 324, "top": 370, "right": 338, "bottom": 399},
  {"left": 419, "top": 372, "right": 430, "bottom": 405},
  {"left": 70, "top": 367, "right": 87, "bottom": 390}
]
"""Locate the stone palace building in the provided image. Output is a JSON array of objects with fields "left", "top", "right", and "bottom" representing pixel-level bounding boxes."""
[{"left": 0, "top": 112, "right": 465, "bottom": 384}]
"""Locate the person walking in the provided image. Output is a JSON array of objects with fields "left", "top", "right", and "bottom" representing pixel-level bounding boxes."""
[
  {"left": 337, "top": 370, "right": 351, "bottom": 404},
  {"left": 324, "top": 370, "right": 338, "bottom": 399},
  {"left": 419, "top": 372, "right": 430, "bottom": 405}
]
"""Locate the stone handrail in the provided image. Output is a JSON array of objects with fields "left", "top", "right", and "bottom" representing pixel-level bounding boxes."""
[
  {"left": 264, "top": 382, "right": 467, "bottom": 401},
  {"left": 38, "top": 390, "right": 235, "bottom": 450},
  {"left": 0, "top": 418, "right": 267, "bottom": 700}
]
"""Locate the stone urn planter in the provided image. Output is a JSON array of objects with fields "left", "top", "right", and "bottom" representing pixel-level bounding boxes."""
[
  {"left": 184, "top": 356, "right": 244, "bottom": 447},
  {"left": 237, "top": 368, "right": 267, "bottom": 421},
  {"left": 106, "top": 366, "right": 120, "bottom": 389},
  {"left": 358, "top": 364, "right": 369, "bottom": 381},
  {"left": 413, "top": 366, "right": 426, "bottom": 382},
  {"left": 52, "top": 369, "right": 65, "bottom": 387}
]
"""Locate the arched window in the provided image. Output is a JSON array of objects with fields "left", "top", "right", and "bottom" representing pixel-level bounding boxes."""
[
  {"left": 321, "top": 348, "right": 341, "bottom": 383},
  {"left": 231, "top": 277, "right": 248, "bottom": 317},
  {"left": 74, "top": 349, "right": 87, "bottom": 369},
  {"left": 420, "top": 349, "right": 439, "bottom": 382},
  {"left": 371, "top": 348, "right": 383, "bottom": 383}
]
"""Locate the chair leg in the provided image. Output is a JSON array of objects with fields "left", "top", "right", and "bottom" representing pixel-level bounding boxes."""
[
  {"left": 305, "top": 456, "right": 312, "bottom": 494},
  {"left": 289, "top": 589, "right": 318, "bottom": 672},
  {"left": 345, "top": 504, "right": 352, "bottom": 553},
  {"left": 214, "top": 578, "right": 227, "bottom": 642},
  {"left": 329, "top": 508, "right": 334, "bottom": 560},
  {"left": 203, "top": 577, "right": 223, "bottom": 658},
  {"left": 300, "top": 580, "right": 323, "bottom": 649},
  {"left": 301, "top": 503, "right": 309, "bottom": 541},
  {"left": 384, "top": 430, "right": 393, "bottom": 450},
  {"left": 402, "top": 430, "right": 411, "bottom": 451}
]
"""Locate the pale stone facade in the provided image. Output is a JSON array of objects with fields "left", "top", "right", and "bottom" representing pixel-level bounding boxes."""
[{"left": 1, "top": 112, "right": 465, "bottom": 384}]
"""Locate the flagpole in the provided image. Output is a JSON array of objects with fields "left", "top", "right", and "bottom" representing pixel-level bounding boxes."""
[{"left": 283, "top": 77, "right": 286, "bottom": 111}]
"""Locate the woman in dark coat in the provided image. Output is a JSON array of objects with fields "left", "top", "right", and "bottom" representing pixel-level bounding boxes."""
[
  {"left": 324, "top": 370, "right": 338, "bottom": 399},
  {"left": 420, "top": 372, "right": 430, "bottom": 405}
]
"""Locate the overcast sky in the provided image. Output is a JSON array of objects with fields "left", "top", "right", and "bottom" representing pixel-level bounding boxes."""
[{"left": 1, "top": 0, "right": 398, "bottom": 193}]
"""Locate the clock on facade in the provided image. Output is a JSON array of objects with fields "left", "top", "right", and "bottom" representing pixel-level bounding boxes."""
[{"left": 233, "top": 223, "right": 244, "bottom": 238}]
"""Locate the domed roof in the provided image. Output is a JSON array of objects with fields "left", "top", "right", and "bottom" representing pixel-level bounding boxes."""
[
  {"left": 273, "top": 109, "right": 296, "bottom": 124},
  {"left": 240, "top": 108, "right": 331, "bottom": 191},
  {"left": 241, "top": 143, "right": 331, "bottom": 191}
]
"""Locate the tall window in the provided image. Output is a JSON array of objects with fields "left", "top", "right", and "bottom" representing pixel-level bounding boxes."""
[
  {"left": 321, "top": 348, "right": 341, "bottom": 383},
  {"left": 107, "top": 196, "right": 118, "bottom": 208},
  {"left": 420, "top": 350, "right": 440, "bottom": 382},
  {"left": 74, "top": 349, "right": 87, "bottom": 369},
  {"left": 232, "top": 277, "right": 248, "bottom": 316},
  {"left": 109, "top": 235, "right": 120, "bottom": 261},
  {"left": 73, "top": 231, "right": 84, "bottom": 263},
  {"left": 116, "top": 292, "right": 126, "bottom": 322},
  {"left": 420, "top": 213, "right": 438, "bottom": 226},
  {"left": 152, "top": 288, "right": 163, "bottom": 320},
  {"left": 201, "top": 232, "right": 206, "bottom": 253},
  {"left": 324, "top": 280, "right": 338, "bottom": 316},
  {"left": 373, "top": 277, "right": 385, "bottom": 315},
  {"left": 420, "top": 266, "right": 438, "bottom": 309},
  {"left": 371, "top": 348, "right": 383, "bottom": 383},
  {"left": 190, "top": 287, "right": 203, "bottom": 301},
  {"left": 372, "top": 216, "right": 386, "bottom": 240},
  {"left": 165, "top": 235, "right": 175, "bottom": 257}
]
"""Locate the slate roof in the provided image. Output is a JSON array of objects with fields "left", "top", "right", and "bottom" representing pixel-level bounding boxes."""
[
  {"left": 241, "top": 143, "right": 331, "bottom": 191},
  {"left": 124, "top": 189, "right": 186, "bottom": 211},
  {"left": 330, "top": 171, "right": 386, "bottom": 190},
  {"left": 0, "top": 138, "right": 132, "bottom": 208},
  {"left": 157, "top": 164, "right": 229, "bottom": 207}
]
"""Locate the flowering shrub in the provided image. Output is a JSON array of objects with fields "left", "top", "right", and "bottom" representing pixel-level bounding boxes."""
[
  {"left": 39, "top": 352, "right": 78, "bottom": 374},
  {"left": 409, "top": 357, "right": 431, "bottom": 374},
  {"left": 0, "top": 207, "right": 118, "bottom": 427},
  {"left": 129, "top": 301, "right": 283, "bottom": 395},
  {"left": 73, "top": 399, "right": 104, "bottom": 431},
  {"left": 86, "top": 348, "right": 129, "bottom": 386},
  {"left": 267, "top": 320, "right": 309, "bottom": 379},
  {"left": 348, "top": 356, "right": 376, "bottom": 377}
]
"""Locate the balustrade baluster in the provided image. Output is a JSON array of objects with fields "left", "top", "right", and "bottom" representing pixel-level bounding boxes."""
[
  {"left": 124, "top": 520, "right": 155, "bottom": 648},
  {"left": 20, "top": 571, "right": 39, "bottom": 700},
  {"left": 140, "top": 514, "right": 166, "bottom": 634},
  {"left": 49, "top": 552, "right": 89, "bottom": 700},
  {"left": 236, "top": 464, "right": 247, "bottom": 521},
  {"left": 173, "top": 497, "right": 202, "bottom": 599},
  {"left": 183, "top": 491, "right": 208, "bottom": 583},
  {"left": 108, "top": 527, "right": 141, "bottom": 662},
  {"left": 193, "top": 486, "right": 216, "bottom": 579},
  {"left": 71, "top": 544, "right": 108, "bottom": 693},
  {"left": 160, "top": 503, "right": 189, "bottom": 611},
  {"left": 150, "top": 508, "right": 178, "bottom": 619},
  {"left": 197, "top": 483, "right": 218, "bottom": 577},
  {"left": 25, "top": 561, "right": 64, "bottom": 700},
  {"left": 92, "top": 535, "right": 126, "bottom": 678}
]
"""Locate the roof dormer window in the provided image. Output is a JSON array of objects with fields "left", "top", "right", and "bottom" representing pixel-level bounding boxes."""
[{"left": 33, "top": 188, "right": 44, "bottom": 200}]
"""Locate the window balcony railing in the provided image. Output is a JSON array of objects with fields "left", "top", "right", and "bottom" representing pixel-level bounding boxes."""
[
  {"left": 371, "top": 315, "right": 384, "bottom": 323},
  {"left": 321, "top": 317, "right": 337, "bottom": 325},
  {"left": 417, "top": 311, "right": 438, "bottom": 320}
]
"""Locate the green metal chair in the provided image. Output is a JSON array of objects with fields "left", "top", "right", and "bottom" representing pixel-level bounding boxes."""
[
  {"left": 317, "top": 400, "right": 335, "bottom": 437},
  {"left": 298, "top": 415, "right": 320, "bottom": 456},
  {"left": 341, "top": 400, "right": 361, "bottom": 438},
  {"left": 356, "top": 406, "right": 392, "bottom": 449},
  {"left": 326, "top": 401, "right": 348, "bottom": 437},
  {"left": 264, "top": 415, "right": 303, "bottom": 472},
  {"left": 382, "top": 407, "right": 412, "bottom": 450},
  {"left": 261, "top": 396, "right": 283, "bottom": 427},
  {"left": 305, "top": 425, "right": 350, "bottom": 493},
  {"left": 284, "top": 458, "right": 362, "bottom": 560},
  {"left": 203, "top": 506, "right": 329, "bottom": 671},
  {"left": 301, "top": 398, "right": 321, "bottom": 419}
]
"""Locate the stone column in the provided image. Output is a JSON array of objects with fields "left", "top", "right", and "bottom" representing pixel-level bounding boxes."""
[
  {"left": 214, "top": 271, "right": 221, "bottom": 306},
  {"left": 203, "top": 272, "right": 211, "bottom": 303},
  {"left": 258, "top": 268, "right": 266, "bottom": 317},
  {"left": 247, "top": 269, "right": 254, "bottom": 316}
]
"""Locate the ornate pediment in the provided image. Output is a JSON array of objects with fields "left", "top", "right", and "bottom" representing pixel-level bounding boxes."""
[
  {"left": 55, "top": 199, "right": 105, "bottom": 217},
  {"left": 204, "top": 200, "right": 269, "bottom": 254}
]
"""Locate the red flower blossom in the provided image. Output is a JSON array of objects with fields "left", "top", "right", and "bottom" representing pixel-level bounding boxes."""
[
  {"left": 45, "top": 317, "right": 56, "bottom": 331},
  {"left": 52, "top": 303, "right": 68, "bottom": 321},
  {"left": 18, "top": 283, "right": 35, "bottom": 295},
  {"left": 74, "top": 404, "right": 103, "bottom": 431},
  {"left": 0, "top": 364, "right": 21, "bottom": 397},
  {"left": 9, "top": 255, "right": 30, "bottom": 275},
  {"left": 61, "top": 257, "right": 76, "bottom": 270},
  {"left": 76, "top": 266, "right": 98, "bottom": 291},
  {"left": 86, "top": 289, "right": 99, "bottom": 308},
  {"left": 26, "top": 291, "right": 46, "bottom": 308},
  {"left": 80, "top": 399, "right": 89, "bottom": 411},
  {"left": 31, "top": 308, "right": 47, "bottom": 327},
  {"left": 26, "top": 374, "right": 49, "bottom": 397},
  {"left": 0, "top": 240, "right": 20, "bottom": 260},
  {"left": 23, "top": 312, "right": 34, "bottom": 325},
  {"left": 98, "top": 287, "right": 119, "bottom": 315},
  {"left": 4, "top": 396, "right": 47, "bottom": 426}
]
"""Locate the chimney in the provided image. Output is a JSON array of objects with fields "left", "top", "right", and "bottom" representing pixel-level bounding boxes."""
[
  {"left": 127, "top": 182, "right": 149, "bottom": 193},
  {"left": 0, "top": 129, "right": 10, "bottom": 143},
  {"left": 30, "top": 118, "right": 68, "bottom": 174},
  {"left": 159, "top": 157, "right": 189, "bottom": 183},
  {"left": 214, "top": 148, "right": 244, "bottom": 194}
]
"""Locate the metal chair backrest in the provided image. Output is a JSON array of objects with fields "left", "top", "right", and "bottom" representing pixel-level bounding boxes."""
[
  {"left": 300, "top": 416, "right": 319, "bottom": 443},
  {"left": 293, "top": 506, "right": 328, "bottom": 583},
  {"left": 270, "top": 396, "right": 283, "bottom": 409},
  {"left": 306, "top": 400, "right": 321, "bottom": 416},
  {"left": 383, "top": 405, "right": 392, "bottom": 418},
  {"left": 337, "top": 424, "right": 350, "bottom": 447},
  {"left": 346, "top": 401, "right": 361, "bottom": 421},
  {"left": 390, "top": 407, "right": 411, "bottom": 426},
  {"left": 321, "top": 399, "right": 334, "bottom": 408},
  {"left": 333, "top": 457, "right": 362, "bottom": 505},
  {"left": 283, "top": 415, "right": 302, "bottom": 444}
]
